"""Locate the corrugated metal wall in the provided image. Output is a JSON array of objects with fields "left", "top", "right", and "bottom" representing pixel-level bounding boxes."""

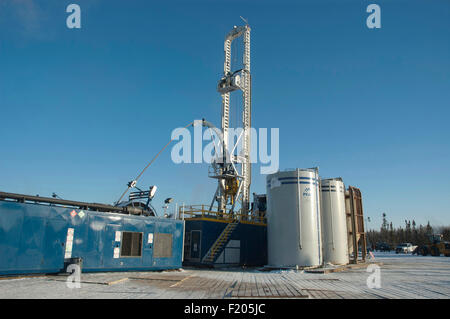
[{"left": 0, "top": 201, "right": 184, "bottom": 275}]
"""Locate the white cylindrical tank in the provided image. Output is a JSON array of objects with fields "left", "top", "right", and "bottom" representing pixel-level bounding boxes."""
[
  {"left": 266, "top": 168, "right": 322, "bottom": 267},
  {"left": 320, "top": 178, "right": 349, "bottom": 265}
]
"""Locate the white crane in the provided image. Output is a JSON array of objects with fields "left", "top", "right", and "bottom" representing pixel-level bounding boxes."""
[{"left": 206, "top": 24, "right": 252, "bottom": 218}]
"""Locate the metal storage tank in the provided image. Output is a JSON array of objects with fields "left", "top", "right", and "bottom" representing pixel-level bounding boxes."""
[
  {"left": 320, "top": 178, "right": 349, "bottom": 265},
  {"left": 266, "top": 168, "right": 322, "bottom": 267}
]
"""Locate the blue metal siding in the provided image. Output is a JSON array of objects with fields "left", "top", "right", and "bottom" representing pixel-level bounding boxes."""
[
  {"left": 0, "top": 201, "right": 183, "bottom": 275},
  {"left": 237, "top": 224, "right": 267, "bottom": 266},
  {"left": 0, "top": 202, "right": 23, "bottom": 271},
  {"left": 200, "top": 222, "right": 227, "bottom": 259},
  {"left": 183, "top": 220, "right": 267, "bottom": 266}
]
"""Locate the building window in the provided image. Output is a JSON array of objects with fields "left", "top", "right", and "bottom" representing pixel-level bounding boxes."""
[
  {"left": 121, "top": 232, "right": 143, "bottom": 257},
  {"left": 153, "top": 233, "right": 173, "bottom": 258}
]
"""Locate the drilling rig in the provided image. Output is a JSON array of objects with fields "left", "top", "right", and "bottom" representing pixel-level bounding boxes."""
[
  {"left": 178, "top": 24, "right": 266, "bottom": 267},
  {"left": 207, "top": 24, "right": 252, "bottom": 219}
]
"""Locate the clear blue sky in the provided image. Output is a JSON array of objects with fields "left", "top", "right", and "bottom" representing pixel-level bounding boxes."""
[{"left": 0, "top": 0, "right": 449, "bottom": 229}]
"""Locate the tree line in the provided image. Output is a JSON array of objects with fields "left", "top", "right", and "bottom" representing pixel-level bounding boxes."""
[{"left": 366, "top": 213, "right": 450, "bottom": 248}]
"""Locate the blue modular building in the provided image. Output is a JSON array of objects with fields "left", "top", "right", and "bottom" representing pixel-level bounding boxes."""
[
  {"left": 0, "top": 192, "right": 184, "bottom": 276},
  {"left": 183, "top": 219, "right": 267, "bottom": 267},
  {"left": 181, "top": 201, "right": 267, "bottom": 267}
]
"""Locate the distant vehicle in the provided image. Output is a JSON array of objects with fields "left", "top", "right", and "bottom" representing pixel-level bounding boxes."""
[
  {"left": 395, "top": 243, "right": 417, "bottom": 254},
  {"left": 418, "top": 234, "right": 450, "bottom": 257},
  {"left": 375, "top": 242, "right": 391, "bottom": 252}
]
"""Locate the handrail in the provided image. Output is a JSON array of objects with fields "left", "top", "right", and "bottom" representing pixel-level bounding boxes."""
[{"left": 178, "top": 204, "right": 266, "bottom": 225}]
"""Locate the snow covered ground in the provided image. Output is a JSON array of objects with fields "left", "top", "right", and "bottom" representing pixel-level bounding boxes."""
[{"left": 0, "top": 252, "right": 449, "bottom": 298}]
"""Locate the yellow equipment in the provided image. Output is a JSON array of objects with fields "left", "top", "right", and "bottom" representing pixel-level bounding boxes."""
[
  {"left": 419, "top": 234, "right": 450, "bottom": 257},
  {"left": 224, "top": 178, "right": 239, "bottom": 205}
]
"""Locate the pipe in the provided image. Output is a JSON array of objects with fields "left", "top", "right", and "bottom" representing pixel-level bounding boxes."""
[{"left": 0, "top": 191, "right": 147, "bottom": 216}]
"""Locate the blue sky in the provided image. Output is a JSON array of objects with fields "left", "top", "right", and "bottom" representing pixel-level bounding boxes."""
[{"left": 0, "top": 0, "right": 449, "bottom": 229}]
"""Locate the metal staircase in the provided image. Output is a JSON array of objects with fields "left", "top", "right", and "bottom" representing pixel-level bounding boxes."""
[{"left": 202, "top": 221, "right": 239, "bottom": 264}]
